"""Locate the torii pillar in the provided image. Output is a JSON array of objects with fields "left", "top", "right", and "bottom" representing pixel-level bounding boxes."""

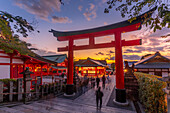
[
  {"left": 65, "top": 38, "right": 74, "bottom": 96},
  {"left": 114, "top": 32, "right": 126, "bottom": 103},
  {"left": 50, "top": 7, "right": 156, "bottom": 104}
]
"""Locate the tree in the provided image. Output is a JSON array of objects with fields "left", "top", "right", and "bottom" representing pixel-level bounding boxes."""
[
  {"left": 104, "top": 0, "right": 170, "bottom": 32},
  {"left": 0, "top": 11, "right": 38, "bottom": 55}
]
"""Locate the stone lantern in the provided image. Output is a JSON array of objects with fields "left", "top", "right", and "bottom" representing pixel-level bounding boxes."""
[{"left": 20, "top": 67, "right": 34, "bottom": 104}]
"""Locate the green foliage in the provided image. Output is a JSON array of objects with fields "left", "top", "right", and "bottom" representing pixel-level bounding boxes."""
[
  {"left": 0, "top": 11, "right": 37, "bottom": 37},
  {"left": 0, "top": 78, "right": 16, "bottom": 84},
  {"left": 134, "top": 72, "right": 167, "bottom": 113},
  {"left": 105, "top": 0, "right": 170, "bottom": 32},
  {"left": 0, "top": 11, "right": 37, "bottom": 55}
]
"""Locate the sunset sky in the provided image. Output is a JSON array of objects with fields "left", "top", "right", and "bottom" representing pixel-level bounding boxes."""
[{"left": 0, "top": 0, "right": 169, "bottom": 63}]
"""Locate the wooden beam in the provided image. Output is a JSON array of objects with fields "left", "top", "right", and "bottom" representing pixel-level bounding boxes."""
[{"left": 58, "top": 39, "right": 141, "bottom": 52}]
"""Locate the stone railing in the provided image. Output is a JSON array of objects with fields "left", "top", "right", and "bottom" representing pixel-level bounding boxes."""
[{"left": 0, "top": 78, "right": 64, "bottom": 104}]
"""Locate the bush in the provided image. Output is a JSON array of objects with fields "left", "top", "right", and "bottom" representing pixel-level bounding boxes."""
[
  {"left": 0, "top": 78, "right": 16, "bottom": 84},
  {"left": 134, "top": 72, "right": 167, "bottom": 113}
]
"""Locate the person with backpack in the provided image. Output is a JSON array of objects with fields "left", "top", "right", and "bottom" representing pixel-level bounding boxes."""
[{"left": 95, "top": 87, "right": 104, "bottom": 110}]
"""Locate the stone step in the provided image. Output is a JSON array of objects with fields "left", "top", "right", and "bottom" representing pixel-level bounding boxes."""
[
  {"left": 49, "top": 97, "right": 135, "bottom": 113},
  {"left": 12, "top": 105, "right": 41, "bottom": 113},
  {"left": 20, "top": 104, "right": 61, "bottom": 113},
  {"left": 0, "top": 107, "right": 24, "bottom": 113},
  {"left": 43, "top": 100, "right": 98, "bottom": 113},
  {"left": 125, "top": 83, "right": 138, "bottom": 86},
  {"left": 32, "top": 101, "right": 82, "bottom": 113},
  {"left": 125, "top": 79, "right": 137, "bottom": 82}
]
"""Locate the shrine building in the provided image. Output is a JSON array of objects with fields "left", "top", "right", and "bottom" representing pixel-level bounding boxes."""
[
  {"left": 42, "top": 54, "right": 67, "bottom": 76},
  {"left": 0, "top": 48, "right": 67, "bottom": 88},
  {"left": 134, "top": 52, "right": 170, "bottom": 77},
  {"left": 74, "top": 57, "right": 107, "bottom": 77}
]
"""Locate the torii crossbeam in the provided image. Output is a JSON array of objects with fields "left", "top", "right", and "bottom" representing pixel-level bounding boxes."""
[{"left": 50, "top": 7, "right": 156, "bottom": 104}]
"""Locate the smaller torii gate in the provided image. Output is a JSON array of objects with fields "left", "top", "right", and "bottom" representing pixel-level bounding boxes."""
[{"left": 50, "top": 7, "right": 156, "bottom": 104}]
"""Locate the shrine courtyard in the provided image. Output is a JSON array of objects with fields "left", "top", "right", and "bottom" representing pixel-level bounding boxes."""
[{"left": 0, "top": 75, "right": 138, "bottom": 113}]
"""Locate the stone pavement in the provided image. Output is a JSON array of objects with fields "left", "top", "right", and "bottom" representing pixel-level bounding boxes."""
[
  {"left": 74, "top": 75, "right": 116, "bottom": 107},
  {"left": 0, "top": 75, "right": 136, "bottom": 113}
]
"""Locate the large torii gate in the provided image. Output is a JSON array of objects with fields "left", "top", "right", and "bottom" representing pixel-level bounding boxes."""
[{"left": 50, "top": 7, "right": 156, "bottom": 104}]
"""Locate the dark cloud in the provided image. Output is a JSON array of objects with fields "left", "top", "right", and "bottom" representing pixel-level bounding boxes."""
[
  {"left": 133, "top": 46, "right": 145, "bottom": 50},
  {"left": 148, "top": 38, "right": 162, "bottom": 46},
  {"left": 109, "top": 50, "right": 114, "bottom": 53},
  {"left": 52, "top": 16, "right": 72, "bottom": 23},
  {"left": 124, "top": 49, "right": 142, "bottom": 53},
  {"left": 98, "top": 52, "right": 104, "bottom": 55},
  {"left": 149, "top": 28, "right": 170, "bottom": 37},
  {"left": 106, "top": 54, "right": 111, "bottom": 56},
  {"left": 35, "top": 49, "right": 57, "bottom": 56},
  {"left": 123, "top": 55, "right": 140, "bottom": 60},
  {"left": 145, "top": 47, "right": 164, "bottom": 52},
  {"left": 14, "top": 0, "right": 71, "bottom": 23},
  {"left": 149, "top": 38, "right": 158, "bottom": 42},
  {"left": 110, "top": 57, "right": 115, "bottom": 60},
  {"left": 95, "top": 52, "right": 104, "bottom": 55},
  {"left": 133, "top": 46, "right": 165, "bottom": 52}
]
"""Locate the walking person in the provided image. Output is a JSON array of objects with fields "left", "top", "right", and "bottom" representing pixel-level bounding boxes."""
[
  {"left": 95, "top": 87, "right": 104, "bottom": 110},
  {"left": 107, "top": 74, "right": 111, "bottom": 90},
  {"left": 102, "top": 75, "right": 106, "bottom": 89},
  {"left": 96, "top": 75, "right": 100, "bottom": 88}
]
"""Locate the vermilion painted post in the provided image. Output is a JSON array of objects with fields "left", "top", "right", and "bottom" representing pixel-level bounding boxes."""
[
  {"left": 67, "top": 38, "right": 74, "bottom": 85},
  {"left": 115, "top": 32, "right": 126, "bottom": 103},
  {"left": 40, "top": 64, "right": 43, "bottom": 85},
  {"left": 115, "top": 32, "right": 124, "bottom": 89},
  {"left": 10, "top": 54, "right": 13, "bottom": 79},
  {"left": 95, "top": 67, "right": 97, "bottom": 76},
  {"left": 65, "top": 38, "right": 74, "bottom": 95}
]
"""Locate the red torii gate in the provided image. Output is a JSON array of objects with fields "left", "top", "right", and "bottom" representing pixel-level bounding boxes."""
[{"left": 50, "top": 7, "right": 156, "bottom": 104}]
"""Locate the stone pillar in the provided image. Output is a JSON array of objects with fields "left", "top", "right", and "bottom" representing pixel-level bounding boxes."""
[
  {"left": 34, "top": 83, "right": 39, "bottom": 98},
  {"left": 0, "top": 81, "right": 3, "bottom": 102},
  {"left": 26, "top": 80, "right": 31, "bottom": 100},
  {"left": 9, "top": 81, "right": 13, "bottom": 102},
  {"left": 17, "top": 78, "right": 23, "bottom": 101}
]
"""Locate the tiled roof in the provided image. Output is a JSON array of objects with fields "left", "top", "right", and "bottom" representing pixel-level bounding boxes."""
[
  {"left": 135, "top": 62, "right": 170, "bottom": 68},
  {"left": 135, "top": 52, "right": 170, "bottom": 66},
  {"left": 75, "top": 58, "right": 107, "bottom": 67},
  {"left": 42, "top": 54, "right": 67, "bottom": 63},
  {"left": 51, "top": 66, "right": 67, "bottom": 69},
  {"left": 135, "top": 52, "right": 170, "bottom": 69}
]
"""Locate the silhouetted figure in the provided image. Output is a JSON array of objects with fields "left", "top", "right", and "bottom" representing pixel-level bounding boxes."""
[
  {"left": 96, "top": 76, "right": 100, "bottom": 88},
  {"left": 95, "top": 87, "right": 103, "bottom": 110},
  {"left": 102, "top": 75, "right": 106, "bottom": 89},
  {"left": 61, "top": 72, "right": 65, "bottom": 78}
]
